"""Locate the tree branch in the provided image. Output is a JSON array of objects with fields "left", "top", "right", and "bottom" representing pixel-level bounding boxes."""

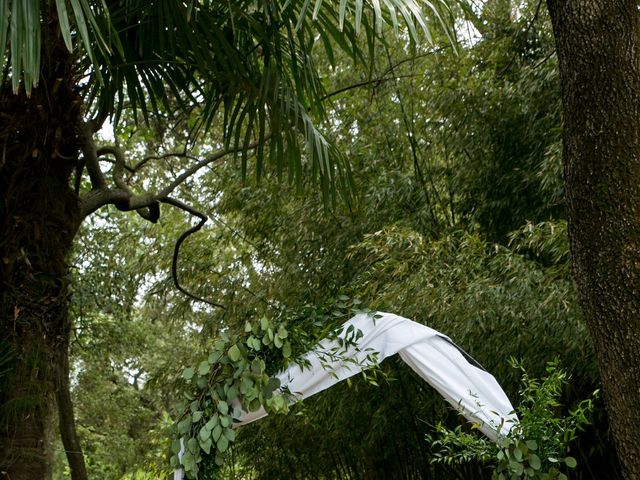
[
  {"left": 55, "top": 341, "right": 88, "bottom": 480},
  {"left": 320, "top": 48, "right": 449, "bottom": 102},
  {"left": 96, "top": 145, "right": 128, "bottom": 191},
  {"left": 79, "top": 120, "right": 107, "bottom": 190},
  {"left": 79, "top": 141, "right": 261, "bottom": 219},
  {"left": 157, "top": 140, "right": 262, "bottom": 199},
  {"left": 131, "top": 151, "right": 198, "bottom": 174},
  {"left": 159, "top": 197, "right": 225, "bottom": 309}
]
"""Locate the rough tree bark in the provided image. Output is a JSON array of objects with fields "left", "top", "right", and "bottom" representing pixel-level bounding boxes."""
[
  {"left": 547, "top": 1, "right": 640, "bottom": 478},
  {"left": 0, "top": 12, "right": 87, "bottom": 480}
]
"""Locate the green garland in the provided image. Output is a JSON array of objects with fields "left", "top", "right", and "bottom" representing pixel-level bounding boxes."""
[{"left": 170, "top": 299, "right": 369, "bottom": 478}]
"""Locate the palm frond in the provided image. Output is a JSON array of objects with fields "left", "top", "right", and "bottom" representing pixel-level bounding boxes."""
[{"left": 0, "top": 0, "right": 453, "bottom": 198}]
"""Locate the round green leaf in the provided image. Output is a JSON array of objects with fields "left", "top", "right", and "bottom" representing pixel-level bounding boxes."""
[
  {"left": 228, "top": 344, "right": 241, "bottom": 362},
  {"left": 212, "top": 425, "right": 223, "bottom": 442},
  {"left": 177, "top": 417, "right": 192, "bottom": 434},
  {"left": 187, "top": 437, "right": 198, "bottom": 454},
  {"left": 565, "top": 456, "right": 577, "bottom": 468},
  {"left": 217, "top": 434, "right": 229, "bottom": 452},
  {"left": 277, "top": 325, "right": 288, "bottom": 338},
  {"left": 528, "top": 454, "right": 541, "bottom": 470},
  {"left": 171, "top": 439, "right": 182, "bottom": 454},
  {"left": 224, "top": 428, "right": 236, "bottom": 441},
  {"left": 282, "top": 341, "right": 292, "bottom": 358},
  {"left": 200, "top": 437, "right": 213, "bottom": 454},
  {"left": 198, "top": 360, "right": 210, "bottom": 376}
]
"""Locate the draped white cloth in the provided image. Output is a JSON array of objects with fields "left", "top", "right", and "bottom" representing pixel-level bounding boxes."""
[
  {"left": 236, "top": 312, "right": 517, "bottom": 439},
  {"left": 175, "top": 312, "right": 517, "bottom": 479}
]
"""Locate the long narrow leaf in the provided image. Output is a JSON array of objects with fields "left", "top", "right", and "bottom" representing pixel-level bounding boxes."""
[
  {"left": 55, "top": 0, "right": 73, "bottom": 52},
  {"left": 10, "top": 0, "right": 21, "bottom": 94},
  {"left": 0, "top": 0, "right": 10, "bottom": 74}
]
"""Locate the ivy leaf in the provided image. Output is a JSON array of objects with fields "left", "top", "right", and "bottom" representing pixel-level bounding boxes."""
[
  {"left": 208, "top": 351, "right": 222, "bottom": 364},
  {"left": 565, "top": 457, "right": 577, "bottom": 468},
  {"left": 226, "top": 386, "right": 238, "bottom": 402},
  {"left": 182, "top": 367, "right": 195, "bottom": 380},
  {"left": 192, "top": 411, "right": 203, "bottom": 423},
  {"left": 199, "top": 425, "right": 211, "bottom": 442},
  {"left": 277, "top": 325, "right": 288, "bottom": 338},
  {"left": 182, "top": 451, "right": 195, "bottom": 470},
  {"left": 267, "top": 376, "right": 281, "bottom": 393}
]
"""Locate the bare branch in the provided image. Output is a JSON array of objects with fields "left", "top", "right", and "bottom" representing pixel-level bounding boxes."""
[
  {"left": 94, "top": 156, "right": 136, "bottom": 174},
  {"left": 131, "top": 151, "right": 198, "bottom": 174},
  {"left": 320, "top": 48, "right": 449, "bottom": 102},
  {"left": 160, "top": 197, "right": 226, "bottom": 309},
  {"left": 79, "top": 140, "right": 262, "bottom": 220},
  {"left": 320, "top": 74, "right": 420, "bottom": 102},
  {"left": 157, "top": 140, "right": 262, "bottom": 199}
]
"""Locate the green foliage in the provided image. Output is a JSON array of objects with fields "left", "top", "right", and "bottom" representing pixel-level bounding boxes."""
[
  {"left": 48, "top": 1, "right": 619, "bottom": 478},
  {"left": 1, "top": 0, "right": 454, "bottom": 201},
  {"left": 171, "top": 300, "right": 376, "bottom": 478},
  {"left": 430, "top": 361, "right": 598, "bottom": 480}
]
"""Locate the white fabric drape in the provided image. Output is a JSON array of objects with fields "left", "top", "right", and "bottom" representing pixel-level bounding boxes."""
[
  {"left": 175, "top": 312, "right": 517, "bottom": 480},
  {"left": 236, "top": 312, "right": 517, "bottom": 439}
]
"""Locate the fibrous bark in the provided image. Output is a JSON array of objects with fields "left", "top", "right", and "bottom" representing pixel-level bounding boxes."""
[
  {"left": 0, "top": 17, "right": 86, "bottom": 480},
  {"left": 547, "top": 1, "right": 640, "bottom": 477}
]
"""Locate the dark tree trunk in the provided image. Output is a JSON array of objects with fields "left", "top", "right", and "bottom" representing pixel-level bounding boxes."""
[
  {"left": 0, "top": 15, "right": 86, "bottom": 480},
  {"left": 547, "top": 1, "right": 640, "bottom": 478}
]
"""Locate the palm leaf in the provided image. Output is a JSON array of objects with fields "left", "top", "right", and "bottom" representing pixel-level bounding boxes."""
[{"left": 0, "top": 0, "right": 453, "bottom": 199}]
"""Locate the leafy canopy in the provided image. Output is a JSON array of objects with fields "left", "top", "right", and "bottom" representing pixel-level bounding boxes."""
[{"left": 0, "top": 0, "right": 452, "bottom": 198}]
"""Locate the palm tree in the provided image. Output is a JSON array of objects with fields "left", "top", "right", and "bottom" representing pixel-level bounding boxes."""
[{"left": 0, "top": 2, "right": 450, "bottom": 479}]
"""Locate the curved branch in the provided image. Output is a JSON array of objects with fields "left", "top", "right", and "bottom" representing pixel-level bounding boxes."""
[
  {"left": 160, "top": 197, "right": 226, "bottom": 309},
  {"left": 96, "top": 145, "right": 128, "bottom": 190},
  {"left": 79, "top": 120, "right": 107, "bottom": 189},
  {"left": 79, "top": 141, "right": 262, "bottom": 219}
]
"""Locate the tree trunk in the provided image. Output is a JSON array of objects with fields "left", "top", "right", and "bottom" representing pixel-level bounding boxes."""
[
  {"left": 0, "top": 17, "right": 86, "bottom": 480},
  {"left": 546, "top": 1, "right": 640, "bottom": 478}
]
